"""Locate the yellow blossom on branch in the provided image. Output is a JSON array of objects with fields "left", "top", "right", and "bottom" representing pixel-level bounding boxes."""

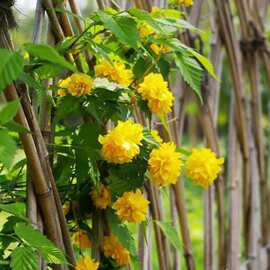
[
  {"left": 186, "top": 148, "right": 224, "bottom": 188},
  {"left": 151, "top": 129, "right": 163, "bottom": 144},
  {"left": 72, "top": 230, "right": 92, "bottom": 249},
  {"left": 112, "top": 189, "right": 149, "bottom": 223},
  {"left": 178, "top": 0, "right": 193, "bottom": 6},
  {"left": 98, "top": 120, "right": 143, "bottom": 164},
  {"left": 138, "top": 73, "right": 174, "bottom": 115},
  {"left": 94, "top": 59, "right": 133, "bottom": 86},
  {"left": 75, "top": 256, "right": 99, "bottom": 270},
  {"left": 57, "top": 73, "right": 93, "bottom": 97},
  {"left": 103, "top": 234, "right": 131, "bottom": 267},
  {"left": 148, "top": 142, "right": 182, "bottom": 186},
  {"left": 90, "top": 184, "right": 111, "bottom": 209},
  {"left": 139, "top": 22, "right": 155, "bottom": 39},
  {"left": 150, "top": 43, "right": 170, "bottom": 55}
]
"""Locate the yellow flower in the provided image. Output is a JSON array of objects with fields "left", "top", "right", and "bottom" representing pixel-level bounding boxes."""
[
  {"left": 75, "top": 256, "right": 99, "bottom": 270},
  {"left": 57, "top": 73, "right": 93, "bottom": 97},
  {"left": 178, "top": 0, "right": 193, "bottom": 6},
  {"left": 151, "top": 130, "right": 163, "bottom": 144},
  {"left": 148, "top": 143, "right": 182, "bottom": 186},
  {"left": 186, "top": 148, "right": 224, "bottom": 188},
  {"left": 112, "top": 189, "right": 149, "bottom": 223},
  {"left": 94, "top": 59, "right": 133, "bottom": 86},
  {"left": 72, "top": 230, "right": 92, "bottom": 249},
  {"left": 99, "top": 120, "right": 143, "bottom": 164},
  {"left": 90, "top": 184, "right": 111, "bottom": 209},
  {"left": 150, "top": 44, "right": 170, "bottom": 55},
  {"left": 103, "top": 234, "right": 131, "bottom": 267},
  {"left": 139, "top": 22, "right": 155, "bottom": 39},
  {"left": 138, "top": 73, "right": 174, "bottom": 115}
]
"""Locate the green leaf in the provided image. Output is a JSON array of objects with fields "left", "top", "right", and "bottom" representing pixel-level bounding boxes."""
[
  {"left": 175, "top": 51, "right": 203, "bottom": 102},
  {"left": 0, "top": 100, "right": 19, "bottom": 124},
  {"left": 0, "top": 129, "right": 17, "bottom": 168},
  {"left": 107, "top": 210, "right": 137, "bottom": 256},
  {"left": 128, "top": 8, "right": 162, "bottom": 31},
  {"left": 155, "top": 220, "right": 182, "bottom": 251},
  {"left": 4, "top": 121, "right": 30, "bottom": 134},
  {"left": 0, "top": 49, "right": 23, "bottom": 92},
  {"left": 0, "top": 203, "right": 27, "bottom": 221},
  {"left": 97, "top": 11, "right": 139, "bottom": 48},
  {"left": 11, "top": 246, "right": 38, "bottom": 270},
  {"left": 15, "top": 223, "right": 67, "bottom": 265},
  {"left": 24, "top": 44, "right": 76, "bottom": 72}
]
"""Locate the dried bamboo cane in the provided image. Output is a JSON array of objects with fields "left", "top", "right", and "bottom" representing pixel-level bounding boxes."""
[{"left": 227, "top": 97, "right": 242, "bottom": 270}]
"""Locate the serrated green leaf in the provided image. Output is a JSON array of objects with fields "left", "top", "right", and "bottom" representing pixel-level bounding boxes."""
[
  {"left": 15, "top": 223, "right": 67, "bottom": 265},
  {"left": 155, "top": 220, "right": 182, "bottom": 251},
  {"left": 0, "top": 100, "right": 19, "bottom": 125},
  {"left": 0, "top": 203, "right": 27, "bottom": 221},
  {"left": 0, "top": 129, "right": 17, "bottom": 168},
  {"left": 97, "top": 11, "right": 139, "bottom": 48},
  {"left": 24, "top": 44, "right": 76, "bottom": 72},
  {"left": 175, "top": 51, "right": 203, "bottom": 102},
  {"left": 0, "top": 49, "right": 23, "bottom": 92},
  {"left": 11, "top": 246, "right": 38, "bottom": 270}
]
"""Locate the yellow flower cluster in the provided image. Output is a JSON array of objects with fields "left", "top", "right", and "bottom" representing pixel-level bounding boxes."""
[
  {"left": 99, "top": 120, "right": 143, "bottom": 164},
  {"left": 186, "top": 148, "right": 224, "bottom": 188},
  {"left": 139, "top": 22, "right": 155, "bottom": 39},
  {"left": 138, "top": 73, "right": 174, "bottom": 115},
  {"left": 150, "top": 44, "right": 170, "bottom": 55},
  {"left": 94, "top": 59, "right": 133, "bottom": 86},
  {"left": 112, "top": 189, "right": 149, "bottom": 224},
  {"left": 148, "top": 143, "right": 182, "bottom": 186},
  {"left": 90, "top": 184, "right": 111, "bottom": 209},
  {"left": 72, "top": 230, "right": 92, "bottom": 249},
  {"left": 103, "top": 234, "right": 131, "bottom": 267},
  {"left": 76, "top": 256, "right": 99, "bottom": 270},
  {"left": 58, "top": 73, "right": 93, "bottom": 97},
  {"left": 151, "top": 130, "right": 163, "bottom": 144},
  {"left": 178, "top": 0, "right": 193, "bottom": 6}
]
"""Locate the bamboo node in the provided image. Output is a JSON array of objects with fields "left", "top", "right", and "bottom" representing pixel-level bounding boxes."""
[
  {"left": 240, "top": 37, "right": 265, "bottom": 53},
  {"left": 36, "top": 188, "right": 52, "bottom": 199}
]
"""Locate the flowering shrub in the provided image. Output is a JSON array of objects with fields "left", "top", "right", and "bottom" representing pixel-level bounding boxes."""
[{"left": 0, "top": 3, "right": 224, "bottom": 270}]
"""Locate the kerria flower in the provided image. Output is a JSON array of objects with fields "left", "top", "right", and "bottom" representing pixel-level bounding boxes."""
[
  {"left": 150, "top": 44, "right": 170, "bottom": 55},
  {"left": 139, "top": 22, "right": 155, "bottom": 39},
  {"left": 150, "top": 129, "right": 163, "bottom": 144},
  {"left": 90, "top": 184, "right": 111, "bottom": 209},
  {"left": 57, "top": 73, "right": 93, "bottom": 97},
  {"left": 72, "top": 230, "right": 92, "bottom": 249},
  {"left": 98, "top": 120, "right": 143, "bottom": 164},
  {"left": 148, "top": 142, "right": 182, "bottom": 187},
  {"left": 112, "top": 189, "right": 149, "bottom": 224},
  {"left": 186, "top": 148, "right": 224, "bottom": 188},
  {"left": 138, "top": 73, "right": 174, "bottom": 115},
  {"left": 75, "top": 256, "right": 99, "bottom": 270},
  {"left": 103, "top": 234, "right": 131, "bottom": 267},
  {"left": 179, "top": 0, "right": 193, "bottom": 7},
  {"left": 94, "top": 59, "right": 133, "bottom": 86}
]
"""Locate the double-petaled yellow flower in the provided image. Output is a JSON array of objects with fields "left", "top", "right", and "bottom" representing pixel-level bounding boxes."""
[
  {"left": 58, "top": 73, "right": 93, "bottom": 97},
  {"left": 150, "top": 44, "right": 170, "bottom": 56},
  {"left": 103, "top": 234, "right": 131, "bottom": 267},
  {"left": 99, "top": 120, "right": 143, "bottom": 164},
  {"left": 186, "top": 148, "right": 224, "bottom": 188},
  {"left": 148, "top": 142, "right": 182, "bottom": 187},
  {"left": 139, "top": 22, "right": 155, "bottom": 39},
  {"left": 112, "top": 189, "right": 149, "bottom": 224},
  {"left": 90, "top": 184, "right": 111, "bottom": 209},
  {"left": 75, "top": 256, "right": 99, "bottom": 270},
  {"left": 72, "top": 230, "right": 92, "bottom": 249},
  {"left": 94, "top": 59, "right": 133, "bottom": 86},
  {"left": 179, "top": 0, "right": 193, "bottom": 6},
  {"left": 138, "top": 73, "right": 174, "bottom": 115}
]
